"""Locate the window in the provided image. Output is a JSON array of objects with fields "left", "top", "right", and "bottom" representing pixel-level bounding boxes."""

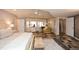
[
  {"left": 25, "top": 18, "right": 47, "bottom": 32},
  {"left": 38, "top": 21, "right": 46, "bottom": 27},
  {"left": 26, "top": 21, "right": 30, "bottom": 27},
  {"left": 30, "top": 21, "right": 36, "bottom": 27}
]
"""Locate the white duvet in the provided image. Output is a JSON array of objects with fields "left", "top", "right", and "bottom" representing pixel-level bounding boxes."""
[{"left": 0, "top": 32, "right": 32, "bottom": 50}]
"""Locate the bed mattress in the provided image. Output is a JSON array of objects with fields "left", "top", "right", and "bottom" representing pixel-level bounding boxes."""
[{"left": 0, "top": 32, "right": 32, "bottom": 50}]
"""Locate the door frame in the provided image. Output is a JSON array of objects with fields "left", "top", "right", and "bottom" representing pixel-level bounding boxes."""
[{"left": 74, "top": 15, "right": 79, "bottom": 38}]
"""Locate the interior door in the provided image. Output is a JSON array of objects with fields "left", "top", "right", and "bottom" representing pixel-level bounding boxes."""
[
  {"left": 59, "top": 19, "right": 66, "bottom": 36},
  {"left": 66, "top": 17, "right": 74, "bottom": 37}
]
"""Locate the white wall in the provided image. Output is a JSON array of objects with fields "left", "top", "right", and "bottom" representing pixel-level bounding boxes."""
[
  {"left": 18, "top": 19, "right": 25, "bottom": 32},
  {"left": 66, "top": 17, "right": 74, "bottom": 37},
  {"left": 0, "top": 10, "right": 16, "bottom": 20},
  {"left": 0, "top": 10, "right": 17, "bottom": 30},
  {"left": 54, "top": 17, "right": 59, "bottom": 35}
]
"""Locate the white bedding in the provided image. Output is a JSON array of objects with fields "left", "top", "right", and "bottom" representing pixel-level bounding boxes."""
[
  {"left": 0, "top": 28, "right": 14, "bottom": 39},
  {"left": 0, "top": 32, "right": 32, "bottom": 50}
]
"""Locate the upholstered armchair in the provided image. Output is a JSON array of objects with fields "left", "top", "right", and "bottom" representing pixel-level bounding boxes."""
[{"left": 43, "top": 25, "right": 52, "bottom": 34}]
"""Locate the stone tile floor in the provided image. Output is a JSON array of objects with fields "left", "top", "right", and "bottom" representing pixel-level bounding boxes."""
[{"left": 43, "top": 38, "right": 64, "bottom": 50}]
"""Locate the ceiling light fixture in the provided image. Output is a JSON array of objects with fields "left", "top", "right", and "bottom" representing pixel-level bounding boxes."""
[
  {"left": 34, "top": 10, "right": 41, "bottom": 15},
  {"left": 34, "top": 11, "right": 38, "bottom": 14}
]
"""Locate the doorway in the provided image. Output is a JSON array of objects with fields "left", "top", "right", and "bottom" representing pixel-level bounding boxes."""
[{"left": 59, "top": 19, "right": 66, "bottom": 36}]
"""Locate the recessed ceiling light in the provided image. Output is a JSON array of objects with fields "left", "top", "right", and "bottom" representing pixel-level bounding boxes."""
[{"left": 34, "top": 11, "right": 38, "bottom": 14}]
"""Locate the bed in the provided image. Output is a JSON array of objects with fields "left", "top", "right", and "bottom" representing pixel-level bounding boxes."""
[
  {"left": 0, "top": 29, "right": 32, "bottom": 50},
  {"left": 0, "top": 20, "right": 33, "bottom": 50},
  {"left": 0, "top": 19, "right": 32, "bottom": 50},
  {"left": 0, "top": 32, "right": 33, "bottom": 50}
]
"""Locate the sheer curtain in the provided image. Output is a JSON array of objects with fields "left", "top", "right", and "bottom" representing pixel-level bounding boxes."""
[{"left": 25, "top": 18, "right": 47, "bottom": 32}]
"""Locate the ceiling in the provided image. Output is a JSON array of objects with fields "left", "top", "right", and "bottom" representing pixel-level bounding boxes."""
[
  {"left": 4, "top": 9, "right": 53, "bottom": 19},
  {"left": 4, "top": 9, "right": 79, "bottom": 18},
  {"left": 43, "top": 9, "right": 79, "bottom": 17}
]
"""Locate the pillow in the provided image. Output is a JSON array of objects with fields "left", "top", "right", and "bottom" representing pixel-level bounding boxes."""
[{"left": 0, "top": 28, "right": 14, "bottom": 39}]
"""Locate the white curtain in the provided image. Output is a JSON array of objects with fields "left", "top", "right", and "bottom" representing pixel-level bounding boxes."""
[{"left": 25, "top": 18, "right": 47, "bottom": 32}]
